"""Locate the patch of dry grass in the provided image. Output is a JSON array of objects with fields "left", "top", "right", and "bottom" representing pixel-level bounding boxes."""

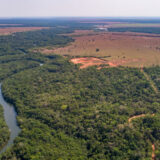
[{"left": 37, "top": 30, "right": 160, "bottom": 67}]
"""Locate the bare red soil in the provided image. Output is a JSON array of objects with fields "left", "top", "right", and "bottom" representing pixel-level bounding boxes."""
[
  {"left": 108, "top": 58, "right": 140, "bottom": 67},
  {"left": 70, "top": 57, "right": 108, "bottom": 69},
  {"left": 70, "top": 57, "right": 141, "bottom": 69},
  {"left": 152, "top": 144, "right": 155, "bottom": 160}
]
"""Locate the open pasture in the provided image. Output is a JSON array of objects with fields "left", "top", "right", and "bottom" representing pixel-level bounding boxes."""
[{"left": 39, "top": 30, "right": 160, "bottom": 68}]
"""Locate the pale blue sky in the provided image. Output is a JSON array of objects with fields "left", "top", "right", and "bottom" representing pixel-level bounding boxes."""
[{"left": 0, "top": 0, "right": 160, "bottom": 17}]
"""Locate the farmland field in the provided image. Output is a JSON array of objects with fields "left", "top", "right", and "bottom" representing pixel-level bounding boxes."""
[{"left": 37, "top": 30, "right": 160, "bottom": 68}]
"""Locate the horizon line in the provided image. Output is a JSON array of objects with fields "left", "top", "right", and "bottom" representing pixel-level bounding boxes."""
[{"left": 1, "top": 16, "right": 160, "bottom": 19}]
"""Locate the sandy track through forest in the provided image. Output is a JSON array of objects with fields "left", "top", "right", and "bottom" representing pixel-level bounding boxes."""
[
  {"left": 141, "top": 66, "right": 158, "bottom": 94},
  {"left": 128, "top": 114, "right": 155, "bottom": 123},
  {"left": 128, "top": 114, "right": 155, "bottom": 160},
  {"left": 128, "top": 114, "right": 145, "bottom": 123},
  {"left": 152, "top": 144, "right": 155, "bottom": 160},
  {"left": 140, "top": 67, "right": 157, "bottom": 160}
]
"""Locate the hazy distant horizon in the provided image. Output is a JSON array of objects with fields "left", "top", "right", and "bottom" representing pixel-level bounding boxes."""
[
  {"left": 1, "top": 0, "right": 160, "bottom": 18},
  {"left": 1, "top": 16, "right": 160, "bottom": 19}
]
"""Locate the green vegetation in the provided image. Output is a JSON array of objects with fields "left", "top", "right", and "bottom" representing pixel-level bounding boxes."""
[
  {"left": 0, "top": 28, "right": 74, "bottom": 56},
  {"left": 0, "top": 19, "right": 159, "bottom": 159},
  {"left": 0, "top": 105, "right": 9, "bottom": 150},
  {"left": 0, "top": 58, "right": 160, "bottom": 159},
  {"left": 144, "top": 66, "right": 160, "bottom": 91},
  {"left": 108, "top": 27, "right": 160, "bottom": 34}
]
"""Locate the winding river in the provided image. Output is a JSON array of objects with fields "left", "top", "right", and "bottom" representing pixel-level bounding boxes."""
[{"left": 0, "top": 84, "right": 21, "bottom": 154}]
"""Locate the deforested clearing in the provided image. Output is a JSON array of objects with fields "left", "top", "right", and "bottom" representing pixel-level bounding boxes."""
[
  {"left": 70, "top": 57, "right": 108, "bottom": 69},
  {"left": 70, "top": 57, "right": 141, "bottom": 69},
  {"left": 39, "top": 30, "right": 160, "bottom": 67}
]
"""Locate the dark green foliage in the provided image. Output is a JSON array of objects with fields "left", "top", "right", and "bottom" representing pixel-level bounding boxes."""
[
  {"left": 0, "top": 57, "right": 160, "bottom": 159},
  {"left": 108, "top": 27, "right": 160, "bottom": 34},
  {"left": 0, "top": 60, "right": 40, "bottom": 81},
  {"left": 0, "top": 20, "right": 159, "bottom": 159},
  {"left": 0, "top": 105, "right": 9, "bottom": 150},
  {"left": 0, "top": 18, "right": 94, "bottom": 30},
  {"left": 144, "top": 66, "right": 160, "bottom": 90},
  {"left": 0, "top": 27, "right": 74, "bottom": 57}
]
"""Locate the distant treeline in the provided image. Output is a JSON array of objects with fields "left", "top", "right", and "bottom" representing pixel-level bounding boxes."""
[
  {"left": 0, "top": 18, "right": 94, "bottom": 30},
  {"left": 0, "top": 28, "right": 74, "bottom": 56},
  {"left": 108, "top": 27, "right": 160, "bottom": 34}
]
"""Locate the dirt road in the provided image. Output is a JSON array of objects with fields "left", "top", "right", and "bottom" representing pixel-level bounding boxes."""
[{"left": 128, "top": 114, "right": 155, "bottom": 160}]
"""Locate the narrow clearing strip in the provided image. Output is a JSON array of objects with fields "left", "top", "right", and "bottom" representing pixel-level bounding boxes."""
[
  {"left": 141, "top": 66, "right": 158, "bottom": 94},
  {"left": 128, "top": 114, "right": 145, "bottom": 123},
  {"left": 152, "top": 144, "right": 155, "bottom": 160},
  {"left": 128, "top": 114, "right": 155, "bottom": 123},
  {"left": 128, "top": 114, "right": 155, "bottom": 160}
]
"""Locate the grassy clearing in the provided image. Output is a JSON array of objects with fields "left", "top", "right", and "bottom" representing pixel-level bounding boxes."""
[{"left": 37, "top": 30, "right": 160, "bottom": 67}]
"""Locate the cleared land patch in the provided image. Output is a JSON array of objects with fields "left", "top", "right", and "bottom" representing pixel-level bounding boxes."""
[
  {"left": 152, "top": 144, "right": 156, "bottom": 160},
  {"left": 0, "top": 27, "right": 49, "bottom": 35},
  {"left": 38, "top": 30, "right": 160, "bottom": 67},
  {"left": 70, "top": 57, "right": 108, "bottom": 69},
  {"left": 70, "top": 57, "right": 141, "bottom": 69}
]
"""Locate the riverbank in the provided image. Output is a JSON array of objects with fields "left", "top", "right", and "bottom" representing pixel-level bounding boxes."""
[
  {"left": 0, "top": 104, "right": 9, "bottom": 152},
  {"left": 0, "top": 84, "right": 21, "bottom": 154}
]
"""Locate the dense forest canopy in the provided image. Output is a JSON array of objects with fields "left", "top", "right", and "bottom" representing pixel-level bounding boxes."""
[
  {"left": 0, "top": 18, "right": 159, "bottom": 159},
  {"left": 0, "top": 105, "right": 9, "bottom": 151}
]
